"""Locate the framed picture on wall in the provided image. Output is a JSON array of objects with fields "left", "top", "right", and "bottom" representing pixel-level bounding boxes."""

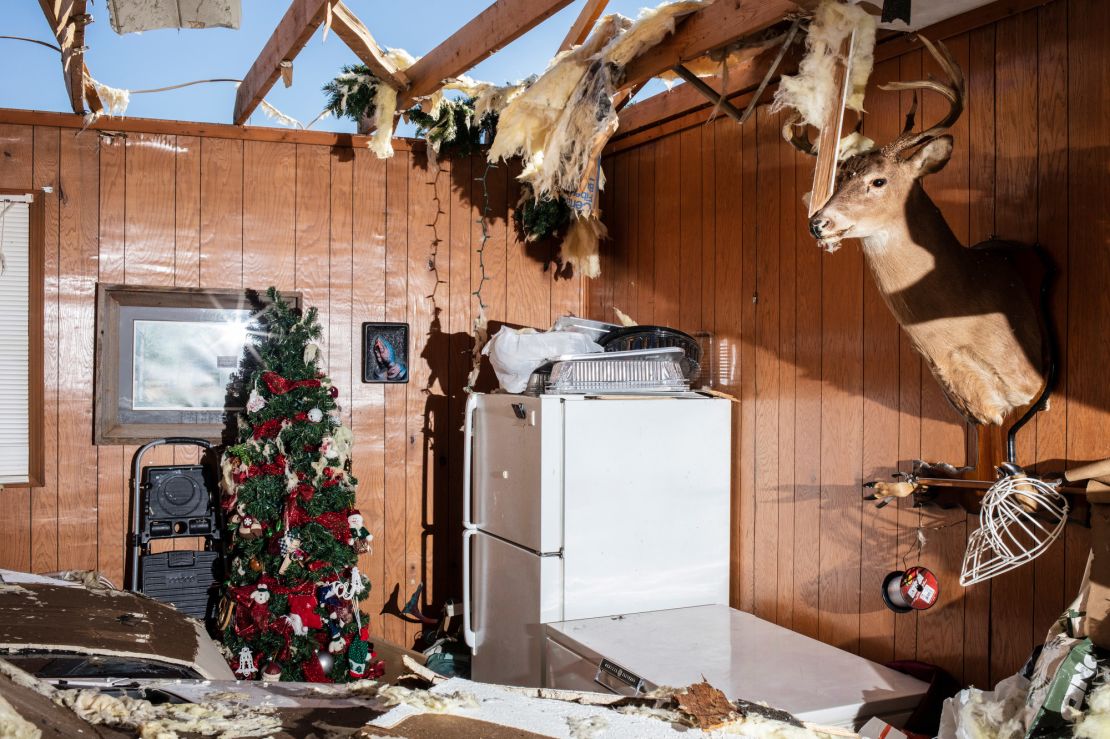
[
  {"left": 362, "top": 322, "right": 409, "bottom": 383},
  {"left": 94, "top": 284, "right": 301, "bottom": 445}
]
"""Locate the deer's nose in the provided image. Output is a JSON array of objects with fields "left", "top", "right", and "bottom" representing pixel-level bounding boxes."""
[{"left": 809, "top": 216, "right": 831, "bottom": 238}]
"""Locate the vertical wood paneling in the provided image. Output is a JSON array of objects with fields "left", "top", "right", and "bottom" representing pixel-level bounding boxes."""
[
  {"left": 33, "top": 127, "right": 61, "bottom": 575},
  {"left": 56, "top": 130, "right": 99, "bottom": 570},
  {"left": 589, "top": 0, "right": 1096, "bottom": 682},
  {"left": 199, "top": 138, "right": 243, "bottom": 289},
  {"left": 352, "top": 148, "right": 388, "bottom": 639},
  {"left": 243, "top": 141, "right": 297, "bottom": 290},
  {"left": 96, "top": 134, "right": 126, "bottom": 585},
  {"left": 753, "top": 105, "right": 780, "bottom": 622}
]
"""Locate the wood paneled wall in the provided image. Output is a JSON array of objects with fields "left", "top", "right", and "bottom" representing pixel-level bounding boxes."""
[
  {"left": 592, "top": 0, "right": 1107, "bottom": 687},
  {"left": 0, "top": 118, "right": 582, "bottom": 647}
]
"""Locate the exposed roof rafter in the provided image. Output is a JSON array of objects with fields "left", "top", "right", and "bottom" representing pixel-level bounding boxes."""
[
  {"left": 558, "top": 0, "right": 610, "bottom": 52},
  {"left": 233, "top": 0, "right": 332, "bottom": 125},
  {"left": 398, "top": 0, "right": 576, "bottom": 109},
  {"left": 330, "top": 1, "right": 410, "bottom": 90},
  {"left": 38, "top": 0, "right": 102, "bottom": 115},
  {"left": 620, "top": 0, "right": 799, "bottom": 90}
]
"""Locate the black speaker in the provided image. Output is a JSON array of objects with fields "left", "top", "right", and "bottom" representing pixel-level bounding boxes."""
[{"left": 141, "top": 464, "right": 219, "bottom": 543}]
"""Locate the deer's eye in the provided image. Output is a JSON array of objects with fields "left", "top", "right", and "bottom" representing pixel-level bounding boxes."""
[{"left": 871, "top": 178, "right": 887, "bottom": 188}]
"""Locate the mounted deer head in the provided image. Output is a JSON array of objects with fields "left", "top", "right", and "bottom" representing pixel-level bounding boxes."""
[{"left": 786, "top": 37, "right": 1049, "bottom": 428}]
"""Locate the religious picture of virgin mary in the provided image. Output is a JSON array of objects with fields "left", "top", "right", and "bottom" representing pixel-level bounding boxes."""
[{"left": 362, "top": 322, "right": 409, "bottom": 383}]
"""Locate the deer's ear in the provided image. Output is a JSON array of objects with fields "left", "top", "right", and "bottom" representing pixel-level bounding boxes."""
[{"left": 908, "top": 135, "right": 953, "bottom": 177}]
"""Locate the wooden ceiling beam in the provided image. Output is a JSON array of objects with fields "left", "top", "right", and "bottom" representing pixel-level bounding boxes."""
[
  {"left": 621, "top": 0, "right": 798, "bottom": 90},
  {"left": 558, "top": 0, "right": 609, "bottom": 52},
  {"left": 38, "top": 0, "right": 101, "bottom": 114},
  {"left": 399, "top": 0, "right": 576, "bottom": 109},
  {"left": 233, "top": 0, "right": 332, "bottom": 125},
  {"left": 617, "top": 41, "right": 800, "bottom": 137},
  {"left": 330, "top": 1, "right": 410, "bottom": 90}
]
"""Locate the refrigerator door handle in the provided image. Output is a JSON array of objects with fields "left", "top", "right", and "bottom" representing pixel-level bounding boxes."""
[
  {"left": 462, "top": 528, "right": 478, "bottom": 653},
  {"left": 462, "top": 393, "right": 478, "bottom": 530}
]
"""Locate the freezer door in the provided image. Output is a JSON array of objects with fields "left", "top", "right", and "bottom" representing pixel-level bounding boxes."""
[
  {"left": 561, "top": 398, "right": 730, "bottom": 620},
  {"left": 469, "top": 530, "right": 563, "bottom": 687},
  {"left": 472, "top": 395, "right": 563, "bottom": 553}
]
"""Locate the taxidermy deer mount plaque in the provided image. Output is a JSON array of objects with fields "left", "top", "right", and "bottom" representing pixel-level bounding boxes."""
[{"left": 785, "top": 37, "right": 1056, "bottom": 510}]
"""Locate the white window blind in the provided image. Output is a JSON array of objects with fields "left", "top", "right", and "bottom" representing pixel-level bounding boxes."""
[{"left": 0, "top": 195, "right": 32, "bottom": 485}]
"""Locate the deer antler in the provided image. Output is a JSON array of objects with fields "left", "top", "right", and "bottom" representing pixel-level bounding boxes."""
[
  {"left": 782, "top": 113, "right": 817, "bottom": 156},
  {"left": 878, "top": 36, "right": 965, "bottom": 157}
]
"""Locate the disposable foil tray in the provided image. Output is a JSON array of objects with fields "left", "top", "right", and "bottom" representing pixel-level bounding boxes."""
[{"left": 545, "top": 348, "right": 690, "bottom": 394}]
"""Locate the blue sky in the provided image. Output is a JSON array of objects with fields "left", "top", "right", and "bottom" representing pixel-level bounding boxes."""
[{"left": 2, "top": 0, "right": 665, "bottom": 134}]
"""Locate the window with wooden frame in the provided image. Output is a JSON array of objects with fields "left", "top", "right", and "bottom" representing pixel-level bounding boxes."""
[{"left": 0, "top": 190, "right": 44, "bottom": 488}]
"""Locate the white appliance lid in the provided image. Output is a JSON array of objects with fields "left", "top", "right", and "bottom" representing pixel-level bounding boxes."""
[{"left": 545, "top": 605, "right": 929, "bottom": 726}]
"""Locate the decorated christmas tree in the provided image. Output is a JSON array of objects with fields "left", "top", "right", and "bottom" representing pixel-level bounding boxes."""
[{"left": 218, "top": 288, "right": 384, "bottom": 683}]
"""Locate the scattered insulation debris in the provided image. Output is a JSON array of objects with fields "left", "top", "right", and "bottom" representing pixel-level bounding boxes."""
[
  {"left": 57, "top": 687, "right": 282, "bottom": 738},
  {"left": 374, "top": 684, "right": 481, "bottom": 713},
  {"left": 673, "top": 680, "right": 740, "bottom": 730},
  {"left": 260, "top": 99, "right": 304, "bottom": 129},
  {"left": 88, "top": 77, "right": 131, "bottom": 117},
  {"left": 771, "top": 0, "right": 877, "bottom": 151},
  {"left": 0, "top": 692, "right": 38, "bottom": 739},
  {"left": 566, "top": 714, "right": 609, "bottom": 738},
  {"left": 560, "top": 216, "right": 608, "bottom": 279},
  {"left": 1075, "top": 675, "right": 1110, "bottom": 739},
  {"left": 938, "top": 674, "right": 1029, "bottom": 739},
  {"left": 613, "top": 307, "right": 638, "bottom": 326}
]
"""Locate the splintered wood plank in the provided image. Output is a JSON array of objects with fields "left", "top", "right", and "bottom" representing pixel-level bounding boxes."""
[
  {"left": 792, "top": 138, "right": 822, "bottom": 641},
  {"left": 330, "top": 1, "right": 411, "bottom": 90},
  {"left": 1066, "top": 0, "right": 1108, "bottom": 630},
  {"left": 505, "top": 161, "right": 549, "bottom": 330},
  {"left": 559, "top": 0, "right": 609, "bottom": 51},
  {"left": 989, "top": 14, "right": 1039, "bottom": 684},
  {"left": 199, "top": 138, "right": 244, "bottom": 289},
  {"left": 56, "top": 129, "right": 99, "bottom": 570},
  {"left": 961, "top": 23, "right": 996, "bottom": 690},
  {"left": 678, "top": 127, "right": 703, "bottom": 334},
  {"left": 856, "top": 58, "right": 901, "bottom": 666},
  {"left": 652, "top": 135, "right": 681, "bottom": 328},
  {"left": 405, "top": 153, "right": 446, "bottom": 644},
  {"left": 233, "top": 0, "right": 331, "bottom": 124},
  {"left": 736, "top": 117, "right": 757, "bottom": 614},
  {"left": 383, "top": 152, "right": 410, "bottom": 646},
  {"left": 243, "top": 141, "right": 297, "bottom": 291},
  {"left": 817, "top": 122, "right": 865, "bottom": 654},
  {"left": 775, "top": 110, "right": 796, "bottom": 632},
  {"left": 400, "top": 0, "right": 575, "bottom": 107},
  {"left": 1031, "top": 0, "right": 1069, "bottom": 644},
  {"left": 753, "top": 105, "right": 780, "bottom": 623},
  {"left": 352, "top": 148, "right": 388, "bottom": 638},
  {"left": 33, "top": 126, "right": 61, "bottom": 575},
  {"left": 711, "top": 119, "right": 743, "bottom": 608},
  {"left": 95, "top": 132, "right": 125, "bottom": 583}
]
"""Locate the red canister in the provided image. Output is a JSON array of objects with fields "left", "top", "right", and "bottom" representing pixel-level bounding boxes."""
[{"left": 882, "top": 566, "right": 939, "bottom": 613}]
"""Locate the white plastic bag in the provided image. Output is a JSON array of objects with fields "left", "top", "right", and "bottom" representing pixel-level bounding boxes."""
[{"left": 481, "top": 327, "right": 602, "bottom": 393}]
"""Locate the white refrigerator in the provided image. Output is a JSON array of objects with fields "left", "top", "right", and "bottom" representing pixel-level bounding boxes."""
[{"left": 462, "top": 392, "right": 732, "bottom": 686}]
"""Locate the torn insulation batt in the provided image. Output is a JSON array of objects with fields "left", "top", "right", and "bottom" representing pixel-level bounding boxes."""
[{"left": 771, "top": 0, "right": 877, "bottom": 151}]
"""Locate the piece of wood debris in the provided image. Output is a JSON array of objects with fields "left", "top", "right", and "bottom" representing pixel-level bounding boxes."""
[{"left": 674, "top": 679, "right": 741, "bottom": 730}]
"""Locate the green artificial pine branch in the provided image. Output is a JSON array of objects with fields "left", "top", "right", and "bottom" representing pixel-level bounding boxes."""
[{"left": 218, "top": 288, "right": 382, "bottom": 684}]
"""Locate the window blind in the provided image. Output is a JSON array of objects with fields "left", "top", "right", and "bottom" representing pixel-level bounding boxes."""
[{"left": 0, "top": 195, "right": 32, "bottom": 484}]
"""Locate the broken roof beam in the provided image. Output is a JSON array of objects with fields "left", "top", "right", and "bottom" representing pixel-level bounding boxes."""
[
  {"left": 233, "top": 0, "right": 332, "bottom": 125},
  {"left": 620, "top": 0, "right": 799, "bottom": 90},
  {"left": 399, "top": 0, "right": 576, "bottom": 108},
  {"left": 38, "top": 0, "right": 101, "bottom": 114},
  {"left": 559, "top": 0, "right": 610, "bottom": 52},
  {"left": 330, "top": 1, "right": 410, "bottom": 90}
]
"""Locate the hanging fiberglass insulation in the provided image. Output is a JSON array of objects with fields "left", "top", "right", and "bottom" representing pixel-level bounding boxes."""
[
  {"left": 770, "top": 0, "right": 877, "bottom": 152},
  {"left": 367, "top": 49, "right": 418, "bottom": 158}
]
